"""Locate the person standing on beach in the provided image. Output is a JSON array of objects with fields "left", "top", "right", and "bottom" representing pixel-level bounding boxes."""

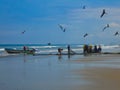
[
  {"left": 88, "top": 45, "right": 92, "bottom": 53},
  {"left": 58, "top": 48, "right": 63, "bottom": 55},
  {"left": 83, "top": 44, "right": 89, "bottom": 54},
  {"left": 98, "top": 45, "right": 102, "bottom": 53},
  {"left": 67, "top": 45, "right": 71, "bottom": 55},
  {"left": 23, "top": 46, "right": 27, "bottom": 55},
  {"left": 23, "top": 46, "right": 26, "bottom": 51},
  {"left": 93, "top": 45, "right": 98, "bottom": 53}
]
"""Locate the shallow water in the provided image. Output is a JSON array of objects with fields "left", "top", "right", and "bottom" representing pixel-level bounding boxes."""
[
  {"left": 0, "top": 54, "right": 120, "bottom": 90},
  {"left": 0, "top": 55, "right": 84, "bottom": 90}
]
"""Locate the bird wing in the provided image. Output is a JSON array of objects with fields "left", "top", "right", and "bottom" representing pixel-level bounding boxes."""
[
  {"left": 100, "top": 12, "right": 104, "bottom": 18},
  {"left": 58, "top": 24, "right": 66, "bottom": 32},
  {"left": 84, "top": 33, "right": 88, "bottom": 37},
  {"left": 100, "top": 9, "right": 105, "bottom": 18},
  {"left": 103, "top": 24, "right": 109, "bottom": 31},
  {"left": 63, "top": 28, "right": 66, "bottom": 32},
  {"left": 22, "top": 30, "right": 26, "bottom": 34},
  {"left": 114, "top": 32, "right": 119, "bottom": 36},
  {"left": 103, "top": 27, "right": 107, "bottom": 31}
]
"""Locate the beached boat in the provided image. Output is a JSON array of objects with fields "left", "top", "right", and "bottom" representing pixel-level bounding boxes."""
[{"left": 5, "top": 48, "right": 36, "bottom": 54}]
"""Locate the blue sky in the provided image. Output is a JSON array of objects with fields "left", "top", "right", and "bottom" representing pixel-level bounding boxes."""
[{"left": 0, "top": 0, "right": 120, "bottom": 44}]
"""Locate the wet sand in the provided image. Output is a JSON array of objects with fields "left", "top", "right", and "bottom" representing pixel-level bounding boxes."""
[
  {"left": 70, "top": 54, "right": 120, "bottom": 90},
  {"left": 0, "top": 54, "right": 120, "bottom": 90}
]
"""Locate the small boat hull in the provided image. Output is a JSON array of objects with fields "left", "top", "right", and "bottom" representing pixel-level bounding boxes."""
[{"left": 5, "top": 48, "right": 35, "bottom": 54}]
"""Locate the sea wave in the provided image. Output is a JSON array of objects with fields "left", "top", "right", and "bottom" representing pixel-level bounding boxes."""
[
  {"left": 0, "top": 48, "right": 5, "bottom": 51},
  {"left": 102, "top": 45, "right": 120, "bottom": 49},
  {"left": 29, "top": 45, "right": 59, "bottom": 49}
]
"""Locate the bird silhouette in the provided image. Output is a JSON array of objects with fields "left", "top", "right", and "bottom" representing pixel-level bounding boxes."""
[
  {"left": 103, "top": 24, "right": 109, "bottom": 31},
  {"left": 100, "top": 9, "right": 107, "bottom": 18},
  {"left": 58, "top": 24, "right": 66, "bottom": 32},
  {"left": 21, "top": 30, "right": 26, "bottom": 34},
  {"left": 63, "top": 28, "right": 66, "bottom": 32},
  {"left": 114, "top": 31, "right": 119, "bottom": 36},
  {"left": 83, "top": 33, "right": 88, "bottom": 38},
  {"left": 82, "top": 5, "right": 86, "bottom": 9}
]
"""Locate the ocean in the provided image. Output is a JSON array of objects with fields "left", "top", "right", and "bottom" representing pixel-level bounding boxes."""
[{"left": 0, "top": 44, "right": 120, "bottom": 57}]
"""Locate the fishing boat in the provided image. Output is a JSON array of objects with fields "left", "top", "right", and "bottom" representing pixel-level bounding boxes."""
[{"left": 5, "top": 48, "right": 36, "bottom": 54}]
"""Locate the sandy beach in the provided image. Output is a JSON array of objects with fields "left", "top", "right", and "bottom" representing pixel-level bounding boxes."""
[
  {"left": 0, "top": 54, "right": 120, "bottom": 90},
  {"left": 70, "top": 54, "right": 120, "bottom": 90}
]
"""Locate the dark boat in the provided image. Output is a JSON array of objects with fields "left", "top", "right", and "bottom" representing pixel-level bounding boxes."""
[{"left": 5, "top": 48, "right": 36, "bottom": 54}]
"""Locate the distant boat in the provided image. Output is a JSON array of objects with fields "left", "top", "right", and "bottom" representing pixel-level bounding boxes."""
[{"left": 5, "top": 48, "right": 36, "bottom": 54}]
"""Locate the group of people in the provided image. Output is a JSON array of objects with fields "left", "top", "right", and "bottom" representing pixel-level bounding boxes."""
[
  {"left": 58, "top": 44, "right": 102, "bottom": 55},
  {"left": 23, "top": 46, "right": 36, "bottom": 54},
  {"left": 83, "top": 44, "right": 102, "bottom": 54}
]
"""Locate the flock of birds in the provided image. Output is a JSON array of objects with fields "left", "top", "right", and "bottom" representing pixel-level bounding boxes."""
[
  {"left": 58, "top": 6, "right": 119, "bottom": 38},
  {"left": 20, "top": 5, "right": 119, "bottom": 42}
]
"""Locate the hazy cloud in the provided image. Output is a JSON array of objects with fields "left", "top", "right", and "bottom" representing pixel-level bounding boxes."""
[
  {"left": 109, "top": 22, "right": 120, "bottom": 28},
  {"left": 68, "top": 7, "right": 120, "bottom": 22}
]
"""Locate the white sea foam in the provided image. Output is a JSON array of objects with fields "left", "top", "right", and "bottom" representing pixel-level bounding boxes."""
[
  {"left": 29, "top": 46, "right": 58, "bottom": 49},
  {"left": 102, "top": 45, "right": 120, "bottom": 49},
  {"left": 0, "top": 48, "right": 5, "bottom": 51}
]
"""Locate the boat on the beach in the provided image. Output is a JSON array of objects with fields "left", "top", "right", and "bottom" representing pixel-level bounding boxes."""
[{"left": 5, "top": 48, "right": 36, "bottom": 54}]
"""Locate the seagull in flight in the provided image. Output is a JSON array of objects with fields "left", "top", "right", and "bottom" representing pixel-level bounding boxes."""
[
  {"left": 114, "top": 31, "right": 119, "bottom": 36},
  {"left": 58, "top": 24, "right": 66, "bottom": 32},
  {"left": 100, "top": 9, "right": 107, "bottom": 18},
  {"left": 103, "top": 24, "right": 109, "bottom": 31},
  {"left": 83, "top": 33, "right": 88, "bottom": 38},
  {"left": 82, "top": 5, "right": 86, "bottom": 9},
  {"left": 21, "top": 30, "right": 26, "bottom": 34}
]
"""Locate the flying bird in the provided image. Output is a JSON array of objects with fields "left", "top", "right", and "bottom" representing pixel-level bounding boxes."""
[
  {"left": 58, "top": 24, "right": 66, "bottom": 32},
  {"left": 103, "top": 24, "right": 109, "bottom": 31},
  {"left": 21, "top": 30, "right": 26, "bottom": 34},
  {"left": 114, "top": 31, "right": 119, "bottom": 36},
  {"left": 100, "top": 9, "right": 107, "bottom": 18},
  {"left": 83, "top": 33, "right": 88, "bottom": 38},
  {"left": 82, "top": 5, "right": 86, "bottom": 9}
]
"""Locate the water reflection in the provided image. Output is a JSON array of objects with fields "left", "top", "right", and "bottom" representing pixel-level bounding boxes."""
[{"left": 58, "top": 55, "right": 62, "bottom": 60}]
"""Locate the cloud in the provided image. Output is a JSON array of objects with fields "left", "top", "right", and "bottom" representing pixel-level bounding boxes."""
[
  {"left": 68, "top": 8, "right": 100, "bottom": 21},
  {"left": 67, "top": 7, "right": 120, "bottom": 22},
  {"left": 109, "top": 22, "right": 120, "bottom": 28}
]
